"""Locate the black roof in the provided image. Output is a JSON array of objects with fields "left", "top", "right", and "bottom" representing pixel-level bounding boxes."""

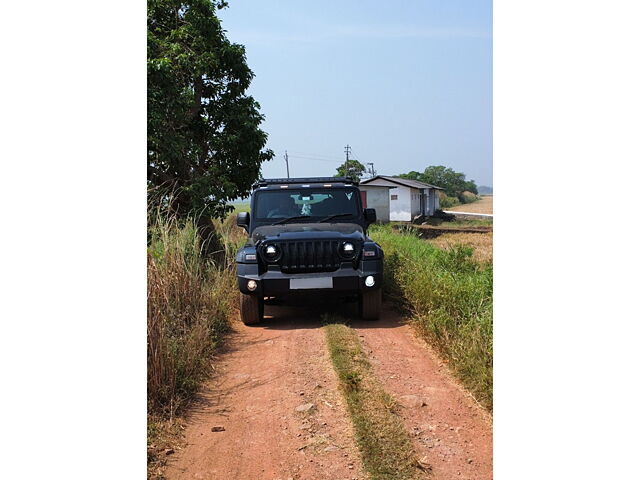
[{"left": 252, "top": 176, "right": 358, "bottom": 190}]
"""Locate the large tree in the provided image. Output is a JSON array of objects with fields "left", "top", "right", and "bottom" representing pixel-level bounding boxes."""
[
  {"left": 148, "top": 0, "right": 273, "bottom": 219},
  {"left": 335, "top": 160, "right": 366, "bottom": 182}
]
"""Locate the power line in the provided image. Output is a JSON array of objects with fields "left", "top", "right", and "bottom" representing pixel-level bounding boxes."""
[
  {"left": 286, "top": 154, "right": 342, "bottom": 164},
  {"left": 287, "top": 150, "right": 344, "bottom": 162}
]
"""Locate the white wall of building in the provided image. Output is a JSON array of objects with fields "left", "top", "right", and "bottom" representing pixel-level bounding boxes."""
[
  {"left": 360, "top": 178, "right": 409, "bottom": 221},
  {"left": 359, "top": 186, "right": 391, "bottom": 222},
  {"left": 389, "top": 185, "right": 412, "bottom": 221}
]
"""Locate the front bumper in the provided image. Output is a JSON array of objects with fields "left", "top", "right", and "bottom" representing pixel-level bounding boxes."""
[{"left": 237, "top": 259, "right": 383, "bottom": 296}]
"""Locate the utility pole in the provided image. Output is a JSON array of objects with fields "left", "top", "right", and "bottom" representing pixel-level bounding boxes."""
[
  {"left": 284, "top": 150, "right": 290, "bottom": 178},
  {"left": 344, "top": 144, "right": 352, "bottom": 177},
  {"left": 366, "top": 162, "right": 376, "bottom": 178}
]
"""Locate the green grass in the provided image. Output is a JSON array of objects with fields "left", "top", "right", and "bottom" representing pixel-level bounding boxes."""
[
  {"left": 370, "top": 224, "right": 493, "bottom": 411},
  {"left": 324, "top": 317, "right": 428, "bottom": 479}
]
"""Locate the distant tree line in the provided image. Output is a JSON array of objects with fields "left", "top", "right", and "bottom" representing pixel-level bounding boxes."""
[{"left": 398, "top": 166, "right": 479, "bottom": 206}]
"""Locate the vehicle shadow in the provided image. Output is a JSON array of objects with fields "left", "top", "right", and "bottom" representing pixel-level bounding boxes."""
[{"left": 257, "top": 297, "right": 408, "bottom": 331}]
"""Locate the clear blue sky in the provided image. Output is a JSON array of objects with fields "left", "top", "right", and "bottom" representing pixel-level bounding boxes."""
[{"left": 219, "top": 0, "right": 492, "bottom": 187}]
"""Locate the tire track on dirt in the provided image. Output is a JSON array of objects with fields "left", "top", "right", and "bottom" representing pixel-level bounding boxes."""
[
  {"left": 165, "top": 303, "right": 365, "bottom": 480},
  {"left": 351, "top": 305, "right": 493, "bottom": 480}
]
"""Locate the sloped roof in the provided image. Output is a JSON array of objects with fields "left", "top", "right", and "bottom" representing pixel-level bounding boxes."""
[{"left": 360, "top": 175, "right": 444, "bottom": 190}]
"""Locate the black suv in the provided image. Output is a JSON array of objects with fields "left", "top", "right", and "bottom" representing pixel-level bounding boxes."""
[{"left": 235, "top": 177, "right": 384, "bottom": 325}]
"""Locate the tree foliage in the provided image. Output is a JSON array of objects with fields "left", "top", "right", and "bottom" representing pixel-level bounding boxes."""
[
  {"left": 148, "top": 0, "right": 274, "bottom": 219},
  {"left": 335, "top": 159, "right": 366, "bottom": 182},
  {"left": 398, "top": 165, "right": 478, "bottom": 198}
]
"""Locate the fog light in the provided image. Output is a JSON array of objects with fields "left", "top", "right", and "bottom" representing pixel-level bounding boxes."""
[
  {"left": 365, "top": 275, "right": 375, "bottom": 287},
  {"left": 247, "top": 280, "right": 258, "bottom": 291}
]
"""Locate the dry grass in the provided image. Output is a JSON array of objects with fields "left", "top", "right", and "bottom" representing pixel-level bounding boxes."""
[
  {"left": 147, "top": 217, "right": 235, "bottom": 417},
  {"left": 429, "top": 232, "right": 493, "bottom": 264},
  {"left": 147, "top": 417, "right": 186, "bottom": 478},
  {"left": 446, "top": 195, "right": 493, "bottom": 214},
  {"left": 147, "top": 210, "right": 245, "bottom": 478},
  {"left": 324, "top": 318, "right": 428, "bottom": 480}
]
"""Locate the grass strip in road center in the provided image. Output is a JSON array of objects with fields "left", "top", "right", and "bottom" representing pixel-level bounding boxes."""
[{"left": 323, "top": 318, "right": 429, "bottom": 479}]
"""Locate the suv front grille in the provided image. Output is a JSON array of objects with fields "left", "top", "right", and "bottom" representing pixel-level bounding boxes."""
[
  {"left": 257, "top": 240, "right": 343, "bottom": 273},
  {"left": 281, "top": 240, "right": 341, "bottom": 273}
]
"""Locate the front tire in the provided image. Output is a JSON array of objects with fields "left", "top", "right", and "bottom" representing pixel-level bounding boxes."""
[
  {"left": 359, "top": 289, "right": 382, "bottom": 320},
  {"left": 240, "top": 293, "right": 264, "bottom": 325}
]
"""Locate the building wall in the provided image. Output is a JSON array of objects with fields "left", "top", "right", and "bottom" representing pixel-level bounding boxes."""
[
  {"left": 410, "top": 189, "right": 421, "bottom": 218},
  {"left": 389, "top": 186, "right": 412, "bottom": 221},
  {"left": 360, "top": 178, "right": 412, "bottom": 222},
  {"left": 427, "top": 189, "right": 440, "bottom": 214},
  {"left": 359, "top": 186, "right": 390, "bottom": 222}
]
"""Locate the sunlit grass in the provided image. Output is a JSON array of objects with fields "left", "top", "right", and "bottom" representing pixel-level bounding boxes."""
[{"left": 370, "top": 225, "right": 493, "bottom": 410}]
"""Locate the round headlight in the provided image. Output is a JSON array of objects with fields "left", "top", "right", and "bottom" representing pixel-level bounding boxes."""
[
  {"left": 342, "top": 242, "right": 355, "bottom": 255},
  {"left": 264, "top": 244, "right": 279, "bottom": 261}
]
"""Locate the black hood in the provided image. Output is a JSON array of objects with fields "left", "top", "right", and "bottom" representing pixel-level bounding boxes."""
[{"left": 251, "top": 222, "right": 364, "bottom": 244}]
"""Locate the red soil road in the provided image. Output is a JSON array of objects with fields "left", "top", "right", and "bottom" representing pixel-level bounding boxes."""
[
  {"left": 165, "top": 300, "right": 366, "bottom": 480},
  {"left": 165, "top": 300, "right": 492, "bottom": 480},
  {"left": 352, "top": 305, "right": 493, "bottom": 480}
]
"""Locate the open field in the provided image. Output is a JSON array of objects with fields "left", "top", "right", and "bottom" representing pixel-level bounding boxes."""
[
  {"left": 446, "top": 195, "right": 493, "bottom": 214},
  {"left": 429, "top": 232, "right": 493, "bottom": 264},
  {"left": 231, "top": 202, "right": 250, "bottom": 213}
]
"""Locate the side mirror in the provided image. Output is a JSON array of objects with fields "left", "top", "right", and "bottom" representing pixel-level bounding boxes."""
[
  {"left": 236, "top": 212, "right": 250, "bottom": 232},
  {"left": 364, "top": 208, "right": 377, "bottom": 224}
]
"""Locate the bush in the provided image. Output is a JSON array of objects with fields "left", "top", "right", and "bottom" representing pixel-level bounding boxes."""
[
  {"left": 439, "top": 193, "right": 460, "bottom": 209},
  {"left": 458, "top": 191, "right": 479, "bottom": 204},
  {"left": 370, "top": 225, "right": 493, "bottom": 410}
]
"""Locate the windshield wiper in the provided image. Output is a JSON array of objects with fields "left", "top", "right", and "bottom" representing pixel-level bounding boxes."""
[
  {"left": 318, "top": 213, "right": 353, "bottom": 223},
  {"left": 272, "top": 215, "right": 311, "bottom": 225}
]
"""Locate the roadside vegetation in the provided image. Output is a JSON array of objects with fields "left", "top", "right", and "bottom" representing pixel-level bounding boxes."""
[
  {"left": 147, "top": 208, "right": 244, "bottom": 477},
  {"left": 438, "top": 191, "right": 480, "bottom": 208},
  {"left": 323, "top": 317, "right": 428, "bottom": 479},
  {"left": 370, "top": 224, "right": 493, "bottom": 410}
]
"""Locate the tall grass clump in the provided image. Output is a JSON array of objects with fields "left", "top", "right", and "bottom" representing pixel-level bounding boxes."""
[
  {"left": 370, "top": 224, "right": 493, "bottom": 410},
  {"left": 147, "top": 210, "right": 241, "bottom": 418},
  {"left": 438, "top": 193, "right": 460, "bottom": 209}
]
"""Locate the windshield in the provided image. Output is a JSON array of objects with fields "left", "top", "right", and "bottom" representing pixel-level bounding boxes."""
[{"left": 253, "top": 188, "right": 360, "bottom": 222}]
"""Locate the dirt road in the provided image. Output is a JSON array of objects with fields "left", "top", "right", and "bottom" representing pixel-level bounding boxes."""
[{"left": 166, "top": 301, "right": 492, "bottom": 480}]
